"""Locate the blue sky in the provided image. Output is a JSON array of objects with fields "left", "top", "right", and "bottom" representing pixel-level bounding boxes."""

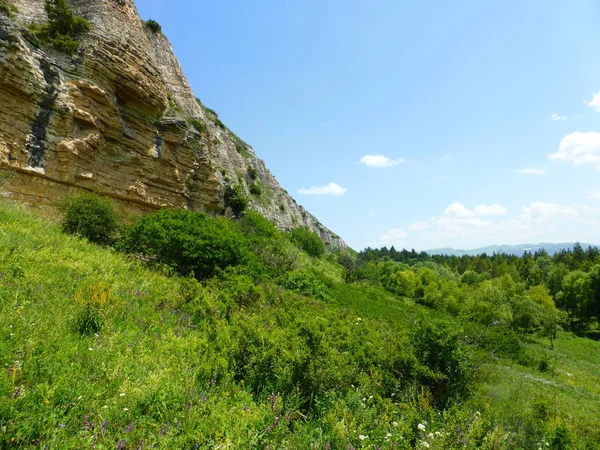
[{"left": 136, "top": 0, "right": 600, "bottom": 251}]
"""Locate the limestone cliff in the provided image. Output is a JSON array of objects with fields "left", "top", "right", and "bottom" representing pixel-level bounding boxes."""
[{"left": 0, "top": 0, "right": 345, "bottom": 249}]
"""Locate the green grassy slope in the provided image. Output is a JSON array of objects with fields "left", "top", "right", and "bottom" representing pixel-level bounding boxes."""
[{"left": 1, "top": 203, "right": 599, "bottom": 449}]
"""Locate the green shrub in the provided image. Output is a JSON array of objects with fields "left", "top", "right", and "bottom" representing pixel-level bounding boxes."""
[
  {"left": 144, "top": 19, "right": 161, "bottom": 33},
  {"left": 411, "top": 319, "right": 471, "bottom": 406},
  {"left": 188, "top": 118, "right": 206, "bottom": 134},
  {"left": 247, "top": 167, "right": 257, "bottom": 180},
  {"left": 289, "top": 227, "right": 326, "bottom": 258},
  {"left": 33, "top": 0, "right": 91, "bottom": 54},
  {"left": 284, "top": 270, "right": 329, "bottom": 300},
  {"left": 224, "top": 185, "right": 247, "bottom": 217},
  {"left": 239, "top": 210, "right": 277, "bottom": 238},
  {"left": 118, "top": 209, "right": 251, "bottom": 279},
  {"left": 249, "top": 183, "right": 261, "bottom": 196},
  {"left": 59, "top": 193, "right": 119, "bottom": 245},
  {"left": 74, "top": 306, "right": 102, "bottom": 335},
  {"left": 0, "top": 0, "right": 18, "bottom": 17}
]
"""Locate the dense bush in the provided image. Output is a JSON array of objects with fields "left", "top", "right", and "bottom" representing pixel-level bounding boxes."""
[
  {"left": 118, "top": 209, "right": 251, "bottom": 279},
  {"left": 144, "top": 19, "right": 161, "bottom": 33},
  {"left": 33, "top": 0, "right": 91, "bottom": 54},
  {"left": 289, "top": 227, "right": 326, "bottom": 258},
  {"left": 59, "top": 193, "right": 119, "bottom": 245},
  {"left": 224, "top": 185, "right": 248, "bottom": 217},
  {"left": 249, "top": 183, "right": 261, "bottom": 196}
]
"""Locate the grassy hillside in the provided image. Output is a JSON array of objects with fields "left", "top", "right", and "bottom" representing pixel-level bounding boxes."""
[{"left": 0, "top": 202, "right": 599, "bottom": 449}]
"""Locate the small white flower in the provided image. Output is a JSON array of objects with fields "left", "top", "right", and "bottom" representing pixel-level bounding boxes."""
[
  {"left": 418, "top": 423, "right": 426, "bottom": 431},
  {"left": 77, "top": 395, "right": 83, "bottom": 400},
  {"left": 102, "top": 405, "right": 108, "bottom": 409},
  {"left": 421, "top": 442, "right": 430, "bottom": 449},
  {"left": 358, "top": 435, "right": 368, "bottom": 440},
  {"left": 123, "top": 408, "right": 129, "bottom": 411},
  {"left": 120, "top": 392, "right": 126, "bottom": 397},
  {"left": 386, "top": 433, "right": 392, "bottom": 438},
  {"left": 88, "top": 347, "right": 93, "bottom": 351},
  {"left": 392, "top": 421, "right": 398, "bottom": 427},
  {"left": 434, "top": 431, "right": 442, "bottom": 437}
]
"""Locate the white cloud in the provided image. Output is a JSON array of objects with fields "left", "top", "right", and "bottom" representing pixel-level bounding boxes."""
[
  {"left": 520, "top": 202, "right": 578, "bottom": 220},
  {"left": 443, "top": 203, "right": 476, "bottom": 218},
  {"left": 359, "top": 155, "right": 406, "bottom": 168},
  {"left": 409, "top": 220, "right": 431, "bottom": 231},
  {"left": 298, "top": 182, "right": 347, "bottom": 196},
  {"left": 378, "top": 228, "right": 410, "bottom": 246},
  {"left": 549, "top": 132, "right": 600, "bottom": 169},
  {"left": 550, "top": 113, "right": 567, "bottom": 121},
  {"left": 585, "top": 90, "right": 600, "bottom": 112},
  {"left": 514, "top": 168, "right": 546, "bottom": 175},
  {"left": 587, "top": 192, "right": 600, "bottom": 200},
  {"left": 474, "top": 204, "right": 509, "bottom": 216},
  {"left": 376, "top": 201, "right": 600, "bottom": 251}
]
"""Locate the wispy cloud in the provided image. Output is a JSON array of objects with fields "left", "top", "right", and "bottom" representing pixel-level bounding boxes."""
[
  {"left": 298, "top": 182, "right": 347, "bottom": 196},
  {"left": 514, "top": 168, "right": 547, "bottom": 175},
  {"left": 549, "top": 132, "right": 600, "bottom": 169},
  {"left": 585, "top": 90, "right": 600, "bottom": 112},
  {"left": 549, "top": 113, "right": 567, "bottom": 121},
  {"left": 587, "top": 192, "right": 600, "bottom": 200},
  {"left": 359, "top": 155, "right": 406, "bottom": 168}
]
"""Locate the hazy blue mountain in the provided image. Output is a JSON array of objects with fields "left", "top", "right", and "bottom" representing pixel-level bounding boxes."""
[{"left": 426, "top": 243, "right": 597, "bottom": 257}]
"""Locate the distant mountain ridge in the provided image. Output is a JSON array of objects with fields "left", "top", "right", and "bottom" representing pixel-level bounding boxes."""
[{"left": 426, "top": 242, "right": 597, "bottom": 257}]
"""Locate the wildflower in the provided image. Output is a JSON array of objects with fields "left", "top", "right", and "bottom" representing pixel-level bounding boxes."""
[
  {"left": 117, "top": 440, "right": 125, "bottom": 450},
  {"left": 418, "top": 423, "right": 426, "bottom": 431},
  {"left": 358, "top": 435, "right": 368, "bottom": 440},
  {"left": 125, "top": 422, "right": 134, "bottom": 433},
  {"left": 392, "top": 421, "right": 398, "bottom": 427},
  {"left": 123, "top": 408, "right": 129, "bottom": 411},
  {"left": 421, "top": 442, "right": 430, "bottom": 449},
  {"left": 120, "top": 393, "right": 126, "bottom": 397},
  {"left": 88, "top": 347, "right": 93, "bottom": 351}
]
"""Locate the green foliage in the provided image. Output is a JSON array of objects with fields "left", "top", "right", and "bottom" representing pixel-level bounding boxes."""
[
  {"left": 33, "top": 0, "right": 91, "bottom": 54},
  {"left": 0, "top": 0, "right": 18, "bottom": 17},
  {"left": 118, "top": 209, "right": 251, "bottom": 279},
  {"left": 1, "top": 202, "right": 600, "bottom": 448},
  {"left": 411, "top": 319, "right": 471, "bottom": 406},
  {"left": 289, "top": 227, "right": 326, "bottom": 258},
  {"left": 144, "top": 19, "right": 161, "bottom": 33},
  {"left": 284, "top": 270, "right": 329, "bottom": 300},
  {"left": 59, "top": 193, "right": 119, "bottom": 246},
  {"left": 188, "top": 118, "right": 206, "bottom": 134},
  {"left": 247, "top": 167, "right": 257, "bottom": 180},
  {"left": 249, "top": 183, "right": 261, "bottom": 196},
  {"left": 224, "top": 184, "right": 248, "bottom": 217},
  {"left": 167, "top": 93, "right": 183, "bottom": 114}
]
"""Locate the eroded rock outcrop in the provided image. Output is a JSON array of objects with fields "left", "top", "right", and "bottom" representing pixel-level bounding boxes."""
[{"left": 0, "top": 0, "right": 345, "bottom": 249}]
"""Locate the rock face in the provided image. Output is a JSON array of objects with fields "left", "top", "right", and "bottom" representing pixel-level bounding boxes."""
[{"left": 0, "top": 0, "right": 345, "bottom": 249}]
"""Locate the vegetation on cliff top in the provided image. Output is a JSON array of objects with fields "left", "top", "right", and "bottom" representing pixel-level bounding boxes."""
[
  {"left": 0, "top": 199, "right": 599, "bottom": 448},
  {"left": 31, "top": 0, "right": 91, "bottom": 54}
]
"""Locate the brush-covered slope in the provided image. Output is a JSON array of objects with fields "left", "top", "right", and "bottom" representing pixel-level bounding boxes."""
[
  {"left": 1, "top": 202, "right": 600, "bottom": 448},
  {"left": 0, "top": 0, "right": 344, "bottom": 248}
]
